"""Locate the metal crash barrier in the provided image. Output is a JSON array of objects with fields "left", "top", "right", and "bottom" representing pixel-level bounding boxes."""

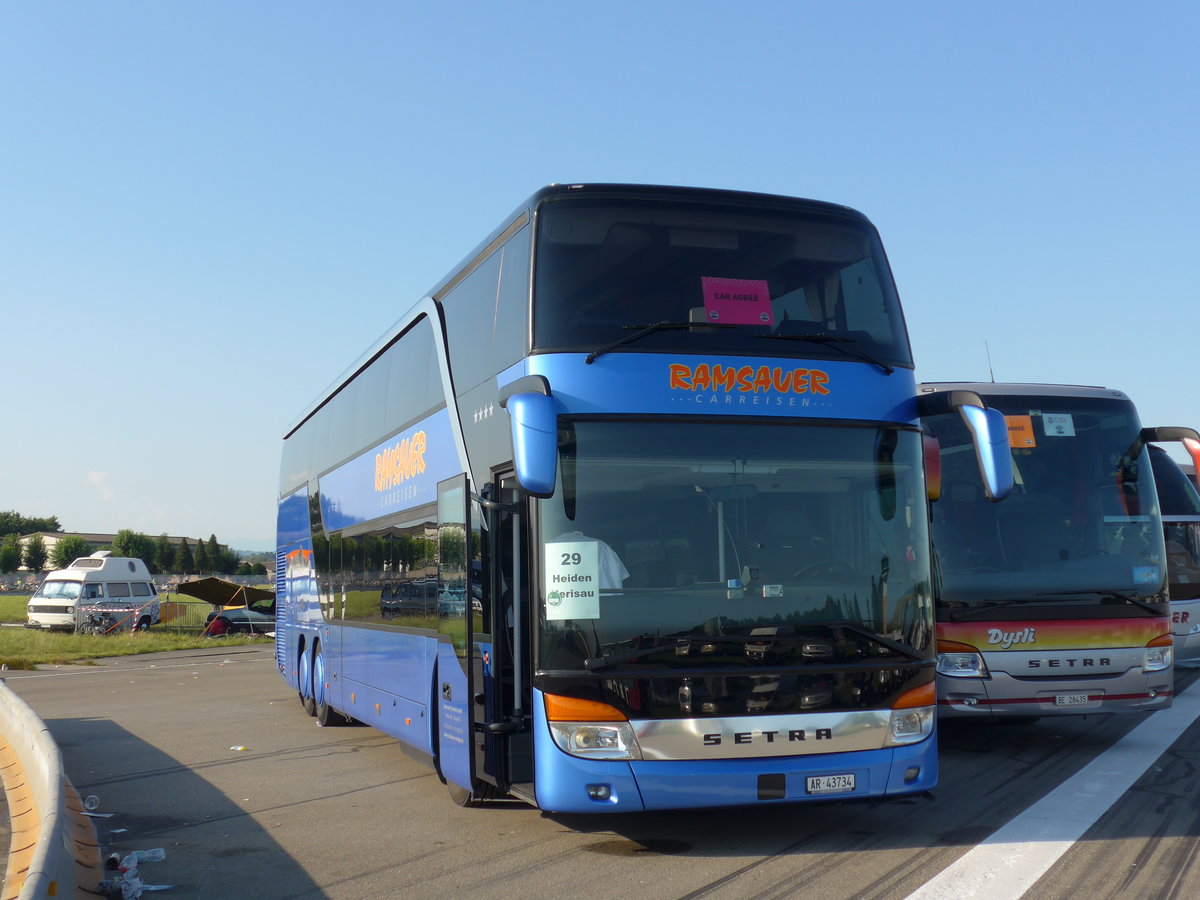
[{"left": 0, "top": 679, "right": 101, "bottom": 899}]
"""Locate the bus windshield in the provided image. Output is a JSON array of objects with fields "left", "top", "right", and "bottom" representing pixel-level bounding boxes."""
[
  {"left": 928, "top": 393, "right": 1166, "bottom": 612},
  {"left": 32, "top": 581, "right": 83, "bottom": 600},
  {"left": 533, "top": 196, "right": 912, "bottom": 368},
  {"left": 536, "top": 419, "right": 931, "bottom": 672}
]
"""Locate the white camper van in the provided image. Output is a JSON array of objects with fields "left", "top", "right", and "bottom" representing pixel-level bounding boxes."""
[{"left": 26, "top": 551, "right": 161, "bottom": 632}]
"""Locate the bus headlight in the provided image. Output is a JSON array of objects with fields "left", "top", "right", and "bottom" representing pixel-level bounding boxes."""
[
  {"left": 937, "top": 652, "right": 988, "bottom": 677},
  {"left": 548, "top": 722, "right": 643, "bottom": 760},
  {"left": 1143, "top": 647, "right": 1171, "bottom": 672},
  {"left": 937, "top": 640, "right": 988, "bottom": 678},
  {"left": 543, "top": 693, "right": 643, "bottom": 760},
  {"left": 886, "top": 682, "right": 935, "bottom": 746},
  {"left": 887, "top": 707, "right": 935, "bottom": 745}
]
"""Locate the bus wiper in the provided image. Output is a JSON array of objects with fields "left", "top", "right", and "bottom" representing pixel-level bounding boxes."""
[
  {"left": 830, "top": 622, "right": 926, "bottom": 660},
  {"left": 1036, "top": 590, "right": 1166, "bottom": 616},
  {"left": 583, "top": 633, "right": 758, "bottom": 671},
  {"left": 947, "top": 600, "right": 1035, "bottom": 621},
  {"left": 584, "top": 320, "right": 735, "bottom": 365},
  {"left": 757, "top": 332, "right": 894, "bottom": 375}
]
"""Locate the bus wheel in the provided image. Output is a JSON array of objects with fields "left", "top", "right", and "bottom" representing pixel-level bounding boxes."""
[
  {"left": 299, "top": 646, "right": 316, "bottom": 717},
  {"left": 313, "top": 643, "right": 347, "bottom": 727},
  {"left": 136, "top": 617, "right": 151, "bottom": 631}
]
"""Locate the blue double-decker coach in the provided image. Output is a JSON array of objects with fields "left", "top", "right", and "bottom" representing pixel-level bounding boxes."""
[{"left": 275, "top": 183, "right": 1009, "bottom": 812}]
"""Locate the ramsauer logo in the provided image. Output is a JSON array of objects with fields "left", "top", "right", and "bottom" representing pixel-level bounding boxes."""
[
  {"left": 669, "top": 363, "right": 830, "bottom": 394},
  {"left": 374, "top": 429, "right": 427, "bottom": 492},
  {"left": 987, "top": 626, "right": 1036, "bottom": 649}
]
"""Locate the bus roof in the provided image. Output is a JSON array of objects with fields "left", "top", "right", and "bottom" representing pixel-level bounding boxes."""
[
  {"left": 285, "top": 183, "right": 881, "bottom": 440},
  {"left": 426, "top": 183, "right": 872, "bottom": 300},
  {"left": 918, "top": 382, "right": 1131, "bottom": 403}
]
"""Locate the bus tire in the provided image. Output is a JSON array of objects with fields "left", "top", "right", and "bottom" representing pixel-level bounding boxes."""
[
  {"left": 299, "top": 645, "right": 316, "bottom": 717},
  {"left": 313, "top": 643, "right": 347, "bottom": 727}
]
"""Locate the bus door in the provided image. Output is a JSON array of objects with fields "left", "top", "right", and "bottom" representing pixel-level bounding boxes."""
[
  {"left": 472, "top": 473, "right": 533, "bottom": 794},
  {"left": 436, "top": 475, "right": 474, "bottom": 792}
]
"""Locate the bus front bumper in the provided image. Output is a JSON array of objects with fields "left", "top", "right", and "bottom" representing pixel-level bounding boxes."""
[
  {"left": 530, "top": 697, "right": 936, "bottom": 813},
  {"left": 937, "top": 670, "right": 1173, "bottom": 717}
]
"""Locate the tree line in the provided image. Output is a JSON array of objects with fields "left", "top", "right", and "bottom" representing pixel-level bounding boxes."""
[
  {"left": 311, "top": 531, "right": 438, "bottom": 577},
  {"left": 0, "top": 511, "right": 267, "bottom": 577},
  {"left": 0, "top": 510, "right": 62, "bottom": 536}
]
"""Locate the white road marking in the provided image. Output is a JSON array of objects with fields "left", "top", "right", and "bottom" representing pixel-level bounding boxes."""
[{"left": 906, "top": 685, "right": 1200, "bottom": 899}]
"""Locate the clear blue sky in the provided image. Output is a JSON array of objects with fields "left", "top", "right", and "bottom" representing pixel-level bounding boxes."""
[{"left": 3, "top": 3, "right": 1197, "bottom": 551}]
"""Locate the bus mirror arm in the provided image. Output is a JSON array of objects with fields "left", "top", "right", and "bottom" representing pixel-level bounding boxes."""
[
  {"left": 471, "top": 491, "right": 517, "bottom": 513},
  {"left": 476, "top": 715, "right": 527, "bottom": 735},
  {"left": 1139, "top": 426, "right": 1200, "bottom": 474}
]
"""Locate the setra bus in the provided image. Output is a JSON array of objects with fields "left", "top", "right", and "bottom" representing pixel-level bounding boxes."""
[
  {"left": 274, "top": 184, "right": 1011, "bottom": 812},
  {"left": 921, "top": 381, "right": 1200, "bottom": 717},
  {"left": 1147, "top": 442, "right": 1200, "bottom": 662}
]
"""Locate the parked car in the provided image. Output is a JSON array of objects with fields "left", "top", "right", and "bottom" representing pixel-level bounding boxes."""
[
  {"left": 205, "top": 596, "right": 276, "bottom": 635},
  {"left": 176, "top": 577, "right": 276, "bottom": 637}
]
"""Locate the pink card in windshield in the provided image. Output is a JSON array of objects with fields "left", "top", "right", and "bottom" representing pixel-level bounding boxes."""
[{"left": 701, "top": 277, "right": 774, "bottom": 325}]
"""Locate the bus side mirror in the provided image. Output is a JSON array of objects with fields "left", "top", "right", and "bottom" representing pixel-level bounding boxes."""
[
  {"left": 500, "top": 377, "right": 558, "bottom": 498},
  {"left": 1187, "top": 436, "right": 1200, "bottom": 475},
  {"left": 918, "top": 390, "right": 1013, "bottom": 502},
  {"left": 960, "top": 405, "right": 1013, "bottom": 501},
  {"left": 1141, "top": 426, "right": 1200, "bottom": 474}
]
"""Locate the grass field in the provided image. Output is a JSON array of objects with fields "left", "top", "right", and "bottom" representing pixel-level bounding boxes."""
[
  {"left": 0, "top": 595, "right": 30, "bottom": 625},
  {"left": 0, "top": 592, "right": 269, "bottom": 669}
]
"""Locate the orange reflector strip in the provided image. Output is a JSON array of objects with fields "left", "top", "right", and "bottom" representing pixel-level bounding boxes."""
[
  {"left": 405, "top": 717, "right": 412, "bottom": 726},
  {"left": 1149, "top": 633, "right": 1174, "bottom": 648},
  {"left": 893, "top": 681, "right": 936, "bottom": 709},
  {"left": 375, "top": 703, "right": 381, "bottom": 714},
  {"left": 937, "top": 639, "right": 978, "bottom": 654},
  {"left": 543, "top": 693, "right": 627, "bottom": 722},
  {"left": 350, "top": 693, "right": 356, "bottom": 704}
]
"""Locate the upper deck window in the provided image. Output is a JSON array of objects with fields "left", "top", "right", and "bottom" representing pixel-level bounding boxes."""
[{"left": 533, "top": 196, "right": 912, "bottom": 368}]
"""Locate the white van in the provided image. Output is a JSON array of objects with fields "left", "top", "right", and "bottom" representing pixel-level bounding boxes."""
[{"left": 26, "top": 551, "right": 161, "bottom": 632}]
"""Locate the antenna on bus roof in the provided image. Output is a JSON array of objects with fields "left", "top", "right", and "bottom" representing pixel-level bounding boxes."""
[{"left": 985, "top": 340, "right": 996, "bottom": 383}]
